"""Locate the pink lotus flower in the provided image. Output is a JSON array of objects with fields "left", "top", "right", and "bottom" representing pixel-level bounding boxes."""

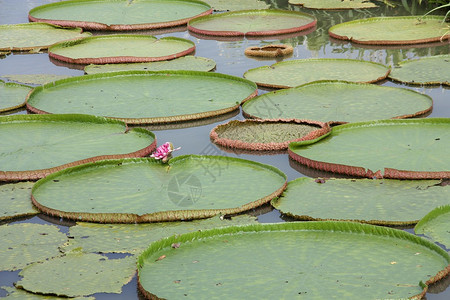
[{"left": 150, "top": 142, "right": 180, "bottom": 163}]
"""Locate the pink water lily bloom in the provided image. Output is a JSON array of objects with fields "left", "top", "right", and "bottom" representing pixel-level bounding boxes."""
[{"left": 150, "top": 142, "right": 180, "bottom": 163}]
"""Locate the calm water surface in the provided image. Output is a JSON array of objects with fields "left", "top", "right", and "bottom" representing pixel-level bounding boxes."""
[{"left": 0, "top": 0, "right": 449, "bottom": 299}]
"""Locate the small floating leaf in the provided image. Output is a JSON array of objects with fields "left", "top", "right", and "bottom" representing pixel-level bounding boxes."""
[
  {"left": 210, "top": 119, "right": 330, "bottom": 151},
  {"left": 288, "top": 118, "right": 450, "bottom": 179},
  {"left": 16, "top": 253, "right": 135, "bottom": 297},
  {"left": 26, "top": 71, "right": 256, "bottom": 125},
  {"left": 0, "top": 114, "right": 156, "bottom": 181},
  {"left": 242, "top": 81, "right": 432, "bottom": 123},
  {"left": 389, "top": 55, "right": 450, "bottom": 86},
  {"left": 31, "top": 155, "right": 287, "bottom": 223},
  {"left": 289, "top": 0, "right": 378, "bottom": 10},
  {"left": 243, "top": 58, "right": 389, "bottom": 88},
  {"left": 137, "top": 222, "right": 450, "bottom": 299},
  {"left": 0, "top": 23, "right": 91, "bottom": 51},
  {"left": 188, "top": 9, "right": 316, "bottom": 37},
  {"left": 0, "top": 223, "right": 67, "bottom": 271},
  {"left": 329, "top": 16, "right": 449, "bottom": 45},
  {"left": 29, "top": 0, "right": 212, "bottom": 31},
  {"left": 84, "top": 56, "right": 216, "bottom": 74},
  {"left": 415, "top": 205, "right": 450, "bottom": 248},
  {"left": 0, "top": 80, "right": 31, "bottom": 113},
  {"left": 273, "top": 178, "right": 449, "bottom": 226},
  {"left": 64, "top": 215, "right": 258, "bottom": 254},
  {"left": 0, "top": 182, "right": 38, "bottom": 221}
]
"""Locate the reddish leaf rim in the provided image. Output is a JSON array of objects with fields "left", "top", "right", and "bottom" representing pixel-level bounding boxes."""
[
  {"left": 210, "top": 119, "right": 330, "bottom": 151},
  {"left": 28, "top": 0, "right": 213, "bottom": 31},
  {"left": 243, "top": 58, "right": 391, "bottom": 89},
  {"left": 288, "top": 118, "right": 450, "bottom": 180},
  {"left": 25, "top": 70, "right": 258, "bottom": 125},
  {"left": 188, "top": 9, "right": 317, "bottom": 37},
  {"left": 47, "top": 35, "right": 196, "bottom": 65},
  {"left": 329, "top": 16, "right": 450, "bottom": 45},
  {"left": 288, "top": 0, "right": 378, "bottom": 10},
  {"left": 31, "top": 155, "right": 288, "bottom": 223},
  {"left": 0, "top": 23, "right": 91, "bottom": 51},
  {"left": 0, "top": 114, "right": 157, "bottom": 182}
]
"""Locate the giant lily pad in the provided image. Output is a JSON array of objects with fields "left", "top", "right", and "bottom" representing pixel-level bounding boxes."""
[
  {"left": 415, "top": 205, "right": 450, "bottom": 248},
  {"left": 243, "top": 58, "right": 389, "bottom": 88},
  {"left": 16, "top": 253, "right": 135, "bottom": 297},
  {"left": 0, "top": 114, "right": 156, "bottom": 181},
  {"left": 329, "top": 16, "right": 450, "bottom": 45},
  {"left": 0, "top": 223, "right": 67, "bottom": 271},
  {"left": 84, "top": 56, "right": 216, "bottom": 74},
  {"left": 26, "top": 71, "right": 257, "bottom": 124},
  {"left": 31, "top": 155, "right": 287, "bottom": 223},
  {"left": 28, "top": 0, "right": 212, "bottom": 31},
  {"left": 0, "top": 23, "right": 91, "bottom": 51},
  {"left": 188, "top": 9, "right": 316, "bottom": 37},
  {"left": 389, "top": 55, "right": 450, "bottom": 86},
  {"left": 64, "top": 215, "right": 258, "bottom": 254},
  {"left": 272, "top": 178, "right": 450, "bottom": 226},
  {"left": 242, "top": 81, "right": 432, "bottom": 124},
  {"left": 289, "top": 0, "right": 378, "bottom": 9},
  {"left": 210, "top": 119, "right": 330, "bottom": 151},
  {"left": 288, "top": 118, "right": 450, "bottom": 179},
  {"left": 0, "top": 182, "right": 38, "bottom": 221},
  {"left": 137, "top": 221, "right": 450, "bottom": 299},
  {"left": 0, "top": 80, "right": 31, "bottom": 113},
  {"left": 48, "top": 35, "right": 195, "bottom": 64}
]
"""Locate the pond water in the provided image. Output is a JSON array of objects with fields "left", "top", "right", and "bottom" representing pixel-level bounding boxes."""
[{"left": 0, "top": 0, "right": 449, "bottom": 299}]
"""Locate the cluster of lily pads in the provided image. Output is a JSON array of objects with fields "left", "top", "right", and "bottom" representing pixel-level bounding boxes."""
[{"left": 1, "top": 0, "right": 449, "bottom": 299}]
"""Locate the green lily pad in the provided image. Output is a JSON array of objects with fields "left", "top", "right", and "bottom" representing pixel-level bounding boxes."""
[
  {"left": 288, "top": 118, "right": 450, "bottom": 179},
  {"left": 243, "top": 58, "right": 390, "bottom": 88},
  {"left": 204, "top": 0, "right": 269, "bottom": 11},
  {"left": 29, "top": 0, "right": 212, "bottom": 31},
  {"left": 1, "top": 286, "right": 95, "bottom": 299},
  {"left": 31, "top": 155, "right": 287, "bottom": 223},
  {"left": 415, "top": 205, "right": 450, "bottom": 248},
  {"left": 188, "top": 9, "right": 316, "bottom": 37},
  {"left": 137, "top": 221, "right": 450, "bottom": 299},
  {"left": 48, "top": 35, "right": 195, "bottom": 65},
  {"left": 0, "top": 114, "right": 156, "bottom": 181},
  {"left": 1, "top": 74, "right": 72, "bottom": 86},
  {"left": 242, "top": 81, "right": 432, "bottom": 123},
  {"left": 329, "top": 16, "right": 450, "bottom": 45},
  {"left": 210, "top": 119, "right": 330, "bottom": 151},
  {"left": 64, "top": 215, "right": 258, "bottom": 254},
  {"left": 0, "top": 80, "right": 31, "bottom": 113},
  {"left": 0, "top": 223, "right": 67, "bottom": 271},
  {"left": 16, "top": 253, "right": 135, "bottom": 297},
  {"left": 389, "top": 55, "right": 450, "bottom": 86},
  {"left": 273, "top": 178, "right": 450, "bottom": 226},
  {"left": 0, "top": 182, "right": 38, "bottom": 221},
  {"left": 289, "top": 0, "right": 378, "bottom": 9},
  {"left": 26, "top": 71, "right": 257, "bottom": 125},
  {"left": 0, "top": 23, "right": 91, "bottom": 51},
  {"left": 84, "top": 56, "right": 216, "bottom": 74}
]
